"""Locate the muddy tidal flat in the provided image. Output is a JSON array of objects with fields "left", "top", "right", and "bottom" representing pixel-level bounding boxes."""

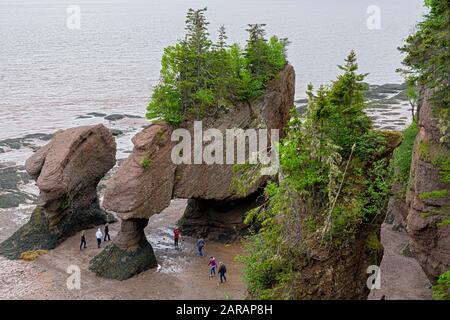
[{"left": 0, "top": 199, "right": 246, "bottom": 300}]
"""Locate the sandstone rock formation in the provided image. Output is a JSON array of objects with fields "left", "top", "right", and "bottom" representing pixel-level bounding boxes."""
[
  {"left": 89, "top": 123, "right": 175, "bottom": 279},
  {"left": 0, "top": 125, "right": 116, "bottom": 259},
  {"left": 89, "top": 65, "right": 295, "bottom": 280},
  {"left": 102, "top": 123, "right": 176, "bottom": 220},
  {"left": 406, "top": 89, "right": 450, "bottom": 281}
]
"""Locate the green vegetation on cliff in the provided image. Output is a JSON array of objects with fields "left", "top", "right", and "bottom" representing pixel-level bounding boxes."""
[
  {"left": 390, "top": 122, "right": 418, "bottom": 197},
  {"left": 398, "top": 0, "right": 449, "bottom": 141},
  {"left": 238, "top": 52, "right": 399, "bottom": 299},
  {"left": 432, "top": 270, "right": 450, "bottom": 300},
  {"left": 146, "top": 8, "right": 288, "bottom": 125}
]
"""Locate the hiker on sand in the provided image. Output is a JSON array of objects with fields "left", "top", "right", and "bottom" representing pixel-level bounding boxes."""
[
  {"left": 218, "top": 261, "right": 227, "bottom": 283},
  {"left": 197, "top": 238, "right": 205, "bottom": 256},
  {"left": 104, "top": 223, "right": 111, "bottom": 241},
  {"left": 80, "top": 231, "right": 87, "bottom": 251},
  {"left": 209, "top": 256, "right": 217, "bottom": 277},
  {"left": 173, "top": 227, "right": 180, "bottom": 249},
  {"left": 95, "top": 228, "right": 102, "bottom": 248}
]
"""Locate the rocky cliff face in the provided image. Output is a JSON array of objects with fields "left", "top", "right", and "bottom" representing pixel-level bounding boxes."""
[
  {"left": 406, "top": 90, "right": 450, "bottom": 281},
  {"left": 292, "top": 223, "right": 385, "bottom": 299},
  {"left": 89, "top": 64, "right": 295, "bottom": 280},
  {"left": 0, "top": 125, "right": 116, "bottom": 259}
]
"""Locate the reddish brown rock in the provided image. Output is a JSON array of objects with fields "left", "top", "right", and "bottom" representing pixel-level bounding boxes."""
[
  {"left": 0, "top": 124, "right": 116, "bottom": 259},
  {"left": 406, "top": 89, "right": 450, "bottom": 281},
  {"left": 102, "top": 123, "right": 176, "bottom": 220},
  {"left": 92, "top": 65, "right": 295, "bottom": 279},
  {"left": 102, "top": 64, "right": 295, "bottom": 218},
  {"left": 173, "top": 64, "right": 295, "bottom": 200}
]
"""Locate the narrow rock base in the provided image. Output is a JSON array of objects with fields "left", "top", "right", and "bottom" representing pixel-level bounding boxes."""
[
  {"left": 0, "top": 202, "right": 113, "bottom": 259},
  {"left": 89, "top": 218, "right": 157, "bottom": 280}
]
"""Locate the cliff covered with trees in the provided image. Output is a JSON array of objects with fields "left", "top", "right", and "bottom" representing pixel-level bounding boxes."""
[
  {"left": 237, "top": 52, "right": 401, "bottom": 299},
  {"left": 397, "top": 0, "right": 449, "bottom": 299}
]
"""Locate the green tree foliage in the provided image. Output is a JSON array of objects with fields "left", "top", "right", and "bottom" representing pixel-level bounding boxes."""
[
  {"left": 398, "top": 0, "right": 449, "bottom": 140},
  {"left": 390, "top": 122, "right": 419, "bottom": 197},
  {"left": 238, "top": 52, "right": 395, "bottom": 299},
  {"left": 146, "top": 8, "right": 288, "bottom": 125}
]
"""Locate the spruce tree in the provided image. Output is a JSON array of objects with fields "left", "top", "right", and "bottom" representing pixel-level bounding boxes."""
[
  {"left": 146, "top": 8, "right": 288, "bottom": 125},
  {"left": 245, "top": 24, "right": 269, "bottom": 78}
]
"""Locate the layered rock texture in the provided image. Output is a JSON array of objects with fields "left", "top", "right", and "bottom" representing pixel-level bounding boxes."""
[
  {"left": 89, "top": 65, "right": 295, "bottom": 279},
  {"left": 405, "top": 90, "right": 450, "bottom": 281},
  {"left": 0, "top": 125, "right": 116, "bottom": 259}
]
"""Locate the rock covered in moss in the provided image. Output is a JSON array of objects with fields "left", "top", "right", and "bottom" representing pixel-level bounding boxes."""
[
  {"left": 406, "top": 89, "right": 450, "bottom": 281},
  {"left": 287, "top": 131, "right": 401, "bottom": 300},
  {"left": 89, "top": 218, "right": 157, "bottom": 280}
]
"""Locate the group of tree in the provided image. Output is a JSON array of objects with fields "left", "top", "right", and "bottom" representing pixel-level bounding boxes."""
[
  {"left": 146, "top": 7, "right": 288, "bottom": 125},
  {"left": 239, "top": 51, "right": 394, "bottom": 299},
  {"left": 398, "top": 0, "right": 449, "bottom": 140},
  {"left": 398, "top": 0, "right": 449, "bottom": 300}
]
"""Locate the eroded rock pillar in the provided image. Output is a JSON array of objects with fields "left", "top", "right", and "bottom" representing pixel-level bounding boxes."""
[{"left": 89, "top": 218, "right": 157, "bottom": 280}]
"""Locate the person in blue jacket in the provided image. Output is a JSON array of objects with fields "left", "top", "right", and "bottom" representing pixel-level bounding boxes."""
[{"left": 197, "top": 238, "right": 205, "bottom": 256}]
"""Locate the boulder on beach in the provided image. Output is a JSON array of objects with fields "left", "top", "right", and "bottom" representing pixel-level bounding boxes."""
[{"left": 0, "top": 124, "right": 117, "bottom": 259}]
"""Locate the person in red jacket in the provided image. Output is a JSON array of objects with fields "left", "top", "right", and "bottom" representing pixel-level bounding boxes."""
[{"left": 173, "top": 227, "right": 180, "bottom": 249}]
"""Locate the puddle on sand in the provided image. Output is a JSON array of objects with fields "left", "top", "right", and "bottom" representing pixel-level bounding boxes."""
[{"left": 0, "top": 204, "right": 34, "bottom": 242}]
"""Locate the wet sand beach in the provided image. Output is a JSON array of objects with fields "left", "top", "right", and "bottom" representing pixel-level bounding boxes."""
[{"left": 0, "top": 199, "right": 247, "bottom": 300}]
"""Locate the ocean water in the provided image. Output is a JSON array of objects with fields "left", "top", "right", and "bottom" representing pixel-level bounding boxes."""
[{"left": 0, "top": 0, "right": 425, "bottom": 140}]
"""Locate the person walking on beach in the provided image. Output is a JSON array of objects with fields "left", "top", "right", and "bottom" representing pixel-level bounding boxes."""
[
  {"left": 173, "top": 227, "right": 180, "bottom": 249},
  {"left": 95, "top": 228, "right": 102, "bottom": 248},
  {"left": 209, "top": 256, "right": 217, "bottom": 277},
  {"left": 218, "top": 261, "right": 227, "bottom": 283},
  {"left": 197, "top": 238, "right": 205, "bottom": 256},
  {"left": 80, "top": 231, "right": 87, "bottom": 250},
  {"left": 104, "top": 223, "right": 111, "bottom": 241}
]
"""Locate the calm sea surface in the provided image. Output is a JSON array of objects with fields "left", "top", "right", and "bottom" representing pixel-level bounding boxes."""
[{"left": 0, "top": 0, "right": 425, "bottom": 139}]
